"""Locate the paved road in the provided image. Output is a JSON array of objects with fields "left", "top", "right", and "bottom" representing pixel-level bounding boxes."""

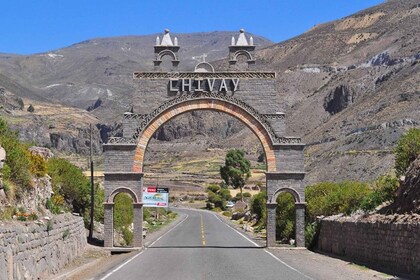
[{"left": 97, "top": 208, "right": 311, "bottom": 280}]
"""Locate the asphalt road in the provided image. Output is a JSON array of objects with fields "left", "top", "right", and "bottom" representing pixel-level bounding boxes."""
[{"left": 97, "top": 208, "right": 312, "bottom": 280}]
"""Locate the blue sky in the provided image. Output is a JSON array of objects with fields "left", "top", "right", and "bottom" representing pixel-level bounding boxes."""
[{"left": 1, "top": 0, "right": 384, "bottom": 55}]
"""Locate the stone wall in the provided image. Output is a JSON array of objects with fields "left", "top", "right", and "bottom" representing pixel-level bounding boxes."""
[
  {"left": 0, "top": 214, "right": 87, "bottom": 280},
  {"left": 317, "top": 217, "right": 420, "bottom": 276}
]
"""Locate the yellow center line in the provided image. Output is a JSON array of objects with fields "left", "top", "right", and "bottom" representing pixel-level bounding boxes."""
[{"left": 201, "top": 214, "right": 206, "bottom": 246}]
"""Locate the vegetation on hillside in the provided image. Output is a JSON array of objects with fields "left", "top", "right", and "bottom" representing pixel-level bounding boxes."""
[
  {"left": 394, "top": 128, "right": 420, "bottom": 177},
  {"left": 0, "top": 118, "right": 104, "bottom": 225}
]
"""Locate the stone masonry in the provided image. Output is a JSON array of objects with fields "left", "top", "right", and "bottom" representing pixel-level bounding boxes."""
[
  {"left": 0, "top": 214, "right": 87, "bottom": 280},
  {"left": 318, "top": 217, "right": 420, "bottom": 276},
  {"left": 103, "top": 29, "right": 306, "bottom": 248}
]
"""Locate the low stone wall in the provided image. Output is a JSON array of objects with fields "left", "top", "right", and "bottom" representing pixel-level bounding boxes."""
[
  {"left": 0, "top": 214, "right": 87, "bottom": 280},
  {"left": 317, "top": 216, "right": 420, "bottom": 276}
]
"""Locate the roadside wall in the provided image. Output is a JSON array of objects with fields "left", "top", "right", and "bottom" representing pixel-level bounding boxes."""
[
  {"left": 317, "top": 218, "right": 420, "bottom": 276},
  {"left": 0, "top": 214, "right": 87, "bottom": 280}
]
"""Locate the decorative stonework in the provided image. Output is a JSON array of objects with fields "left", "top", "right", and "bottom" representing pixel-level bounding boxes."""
[
  {"left": 122, "top": 91, "right": 301, "bottom": 145},
  {"left": 133, "top": 72, "right": 276, "bottom": 79},
  {"left": 263, "top": 113, "right": 286, "bottom": 120}
]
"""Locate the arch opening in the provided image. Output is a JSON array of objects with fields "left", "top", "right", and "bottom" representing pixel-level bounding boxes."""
[
  {"left": 113, "top": 193, "right": 134, "bottom": 247},
  {"left": 133, "top": 98, "right": 276, "bottom": 173}
]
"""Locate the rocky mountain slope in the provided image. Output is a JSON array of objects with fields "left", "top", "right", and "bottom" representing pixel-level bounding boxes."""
[
  {"left": 0, "top": 0, "right": 419, "bottom": 184},
  {"left": 255, "top": 0, "right": 420, "bottom": 183}
]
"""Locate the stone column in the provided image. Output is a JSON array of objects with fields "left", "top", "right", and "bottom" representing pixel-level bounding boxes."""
[
  {"left": 104, "top": 203, "right": 114, "bottom": 248},
  {"left": 266, "top": 203, "right": 277, "bottom": 247},
  {"left": 295, "top": 203, "right": 306, "bottom": 247},
  {"left": 132, "top": 203, "right": 143, "bottom": 248}
]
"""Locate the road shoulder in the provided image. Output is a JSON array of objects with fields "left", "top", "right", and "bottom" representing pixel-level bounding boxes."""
[{"left": 48, "top": 212, "right": 185, "bottom": 280}]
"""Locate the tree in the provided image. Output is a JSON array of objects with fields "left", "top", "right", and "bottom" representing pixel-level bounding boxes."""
[
  {"left": 220, "top": 149, "right": 250, "bottom": 202},
  {"left": 394, "top": 128, "right": 420, "bottom": 177}
]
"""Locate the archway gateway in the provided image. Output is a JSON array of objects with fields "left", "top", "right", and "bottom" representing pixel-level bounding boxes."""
[{"left": 103, "top": 30, "right": 305, "bottom": 248}]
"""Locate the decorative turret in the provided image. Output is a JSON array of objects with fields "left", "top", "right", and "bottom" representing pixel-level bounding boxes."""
[
  {"left": 228, "top": 29, "right": 256, "bottom": 70},
  {"left": 153, "top": 29, "right": 180, "bottom": 71}
]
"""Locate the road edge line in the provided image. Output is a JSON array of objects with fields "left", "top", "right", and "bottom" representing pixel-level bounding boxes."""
[
  {"left": 100, "top": 214, "right": 189, "bottom": 280},
  {"left": 213, "top": 213, "right": 314, "bottom": 280},
  {"left": 263, "top": 249, "right": 315, "bottom": 280},
  {"left": 212, "top": 213, "right": 261, "bottom": 247},
  {"left": 99, "top": 251, "right": 145, "bottom": 280}
]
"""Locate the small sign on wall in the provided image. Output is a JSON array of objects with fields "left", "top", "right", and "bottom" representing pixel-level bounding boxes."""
[{"left": 143, "top": 187, "right": 169, "bottom": 208}]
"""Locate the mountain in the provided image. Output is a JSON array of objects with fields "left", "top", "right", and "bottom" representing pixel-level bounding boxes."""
[
  {"left": 0, "top": 0, "right": 419, "bottom": 185},
  {"left": 252, "top": 0, "right": 420, "bottom": 183},
  {"left": 0, "top": 31, "right": 272, "bottom": 122}
]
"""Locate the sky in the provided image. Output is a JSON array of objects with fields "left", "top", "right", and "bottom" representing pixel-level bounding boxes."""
[{"left": 1, "top": 0, "right": 384, "bottom": 55}]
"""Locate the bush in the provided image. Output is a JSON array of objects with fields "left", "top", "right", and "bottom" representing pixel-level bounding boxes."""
[
  {"left": 46, "top": 197, "right": 62, "bottom": 214},
  {"left": 394, "top": 128, "right": 420, "bottom": 177},
  {"left": 47, "top": 158, "right": 90, "bottom": 218},
  {"left": 305, "top": 181, "right": 370, "bottom": 222},
  {"left": 28, "top": 153, "right": 47, "bottom": 177},
  {"left": 305, "top": 222, "right": 320, "bottom": 249},
  {"left": 207, "top": 184, "right": 221, "bottom": 194},
  {"left": 251, "top": 191, "right": 266, "bottom": 224},
  {"left": 113, "top": 193, "right": 133, "bottom": 229},
  {"left": 27, "top": 104, "right": 34, "bottom": 113},
  {"left": 121, "top": 227, "right": 133, "bottom": 246},
  {"left": 243, "top": 192, "right": 252, "bottom": 198},
  {"left": 360, "top": 175, "right": 399, "bottom": 212},
  {"left": 276, "top": 192, "right": 295, "bottom": 241},
  {"left": 0, "top": 119, "right": 32, "bottom": 190}
]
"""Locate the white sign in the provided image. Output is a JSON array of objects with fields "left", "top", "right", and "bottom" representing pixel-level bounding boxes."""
[{"left": 143, "top": 187, "right": 169, "bottom": 208}]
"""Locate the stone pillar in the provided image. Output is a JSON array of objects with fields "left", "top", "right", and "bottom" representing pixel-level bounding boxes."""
[
  {"left": 104, "top": 203, "right": 114, "bottom": 248},
  {"left": 133, "top": 203, "right": 144, "bottom": 248},
  {"left": 266, "top": 203, "right": 277, "bottom": 247},
  {"left": 295, "top": 203, "right": 306, "bottom": 247}
]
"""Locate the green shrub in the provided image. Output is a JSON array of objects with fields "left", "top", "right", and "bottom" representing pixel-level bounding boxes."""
[
  {"left": 0, "top": 119, "right": 32, "bottom": 190},
  {"left": 360, "top": 175, "right": 399, "bottom": 211},
  {"left": 47, "top": 157, "right": 90, "bottom": 218},
  {"left": 46, "top": 198, "right": 61, "bottom": 214},
  {"left": 251, "top": 191, "right": 266, "bottom": 224},
  {"left": 113, "top": 193, "right": 133, "bottom": 229},
  {"left": 222, "top": 211, "right": 232, "bottom": 217},
  {"left": 276, "top": 192, "right": 295, "bottom": 241},
  {"left": 207, "top": 184, "right": 221, "bottom": 194},
  {"left": 394, "top": 128, "right": 420, "bottom": 177},
  {"left": 62, "top": 229, "right": 70, "bottom": 240},
  {"left": 305, "top": 221, "right": 320, "bottom": 249},
  {"left": 46, "top": 220, "right": 53, "bottom": 232},
  {"left": 305, "top": 181, "right": 370, "bottom": 222},
  {"left": 122, "top": 227, "right": 133, "bottom": 246},
  {"left": 219, "top": 189, "right": 232, "bottom": 201},
  {"left": 243, "top": 192, "right": 252, "bottom": 198}
]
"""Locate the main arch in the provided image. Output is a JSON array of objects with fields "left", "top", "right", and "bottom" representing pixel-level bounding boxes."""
[{"left": 103, "top": 29, "right": 306, "bottom": 249}]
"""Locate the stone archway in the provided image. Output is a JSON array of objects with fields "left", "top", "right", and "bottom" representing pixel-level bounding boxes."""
[
  {"left": 131, "top": 98, "right": 277, "bottom": 173},
  {"left": 103, "top": 29, "right": 306, "bottom": 249}
]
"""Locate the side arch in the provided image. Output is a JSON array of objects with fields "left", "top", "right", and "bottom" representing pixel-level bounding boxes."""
[
  {"left": 132, "top": 98, "right": 277, "bottom": 173},
  {"left": 108, "top": 187, "right": 140, "bottom": 204},
  {"left": 270, "top": 187, "right": 302, "bottom": 204}
]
